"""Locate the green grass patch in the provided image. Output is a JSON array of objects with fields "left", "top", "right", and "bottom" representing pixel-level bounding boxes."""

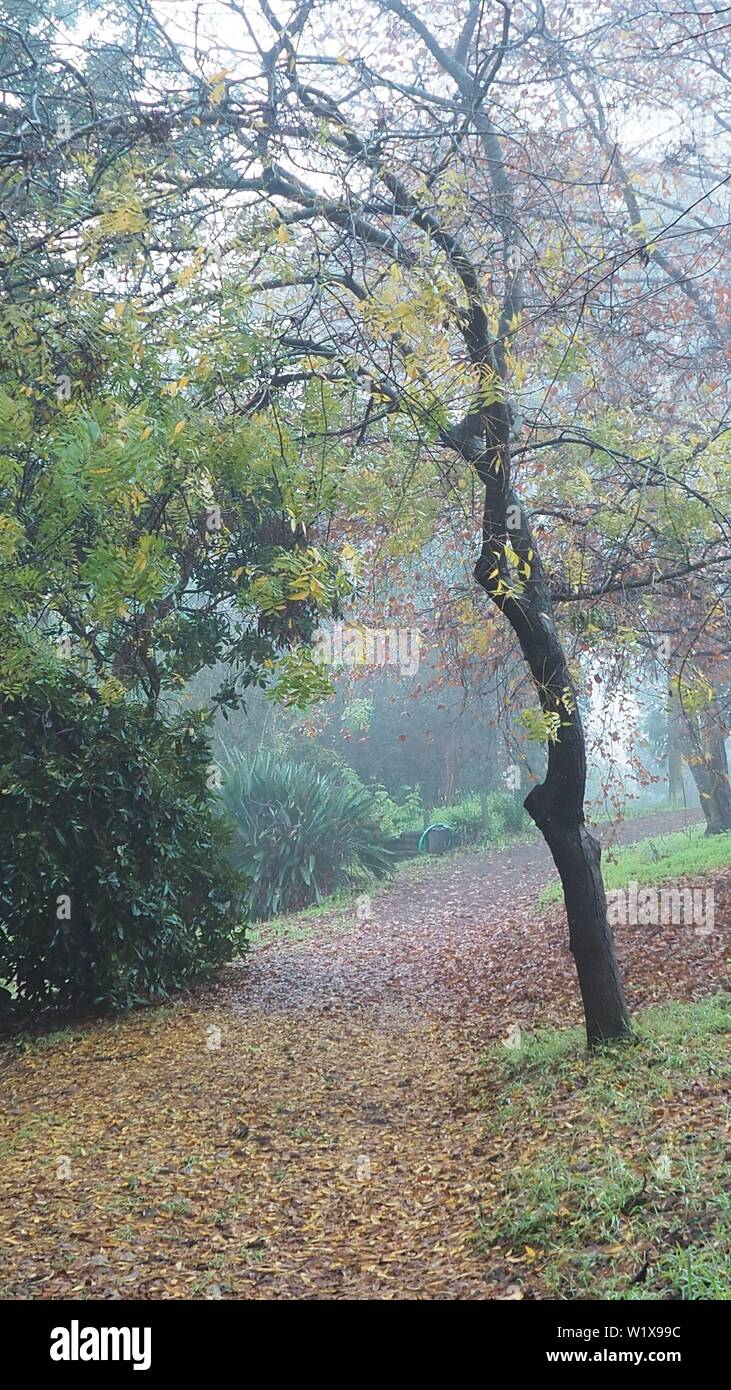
[
  {"left": 540, "top": 824, "right": 731, "bottom": 905},
  {"left": 477, "top": 995, "right": 731, "bottom": 1299},
  {"left": 248, "top": 877, "right": 379, "bottom": 946},
  {"left": 587, "top": 797, "right": 679, "bottom": 824}
]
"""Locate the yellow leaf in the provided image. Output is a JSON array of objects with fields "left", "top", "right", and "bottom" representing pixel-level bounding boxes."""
[{"left": 208, "top": 67, "right": 230, "bottom": 106}]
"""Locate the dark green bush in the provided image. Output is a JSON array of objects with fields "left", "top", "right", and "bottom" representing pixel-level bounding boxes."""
[
  {"left": 220, "top": 752, "right": 394, "bottom": 918},
  {"left": 0, "top": 678, "right": 246, "bottom": 1016}
]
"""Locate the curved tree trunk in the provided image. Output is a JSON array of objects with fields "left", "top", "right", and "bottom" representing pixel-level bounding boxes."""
[
  {"left": 469, "top": 435, "right": 632, "bottom": 1047},
  {"left": 525, "top": 758, "right": 632, "bottom": 1047},
  {"left": 684, "top": 711, "right": 731, "bottom": 834}
]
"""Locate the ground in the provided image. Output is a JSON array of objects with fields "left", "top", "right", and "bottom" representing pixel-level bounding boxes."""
[{"left": 1, "top": 808, "right": 729, "bottom": 1300}]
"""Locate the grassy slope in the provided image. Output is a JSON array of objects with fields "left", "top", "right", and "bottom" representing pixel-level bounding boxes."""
[
  {"left": 478, "top": 996, "right": 731, "bottom": 1299},
  {"left": 540, "top": 825, "right": 731, "bottom": 905}
]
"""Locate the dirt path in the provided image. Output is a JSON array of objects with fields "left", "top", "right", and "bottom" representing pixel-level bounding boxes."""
[
  {"left": 232, "top": 807, "right": 704, "bottom": 1023},
  {"left": 3, "top": 805, "right": 727, "bottom": 1301}
]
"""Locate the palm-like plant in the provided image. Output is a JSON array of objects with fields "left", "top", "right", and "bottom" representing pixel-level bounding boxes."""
[{"left": 219, "top": 752, "right": 393, "bottom": 918}]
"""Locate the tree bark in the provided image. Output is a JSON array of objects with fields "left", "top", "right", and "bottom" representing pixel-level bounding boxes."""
[
  {"left": 668, "top": 683, "right": 684, "bottom": 805},
  {"left": 684, "top": 712, "right": 731, "bottom": 834},
  {"left": 525, "top": 761, "right": 633, "bottom": 1047},
  {"left": 470, "top": 465, "right": 633, "bottom": 1046}
]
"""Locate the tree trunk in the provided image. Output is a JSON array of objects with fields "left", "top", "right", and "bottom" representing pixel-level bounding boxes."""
[
  {"left": 471, "top": 457, "right": 633, "bottom": 1047},
  {"left": 684, "top": 713, "right": 731, "bottom": 834},
  {"left": 317, "top": 20, "right": 636, "bottom": 1047},
  {"left": 526, "top": 779, "right": 632, "bottom": 1046},
  {"left": 442, "top": 741, "right": 456, "bottom": 805},
  {"left": 667, "top": 684, "right": 684, "bottom": 805}
]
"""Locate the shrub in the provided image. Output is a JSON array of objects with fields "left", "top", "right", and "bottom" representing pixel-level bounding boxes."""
[
  {"left": 342, "top": 779, "right": 422, "bottom": 838},
  {"left": 285, "top": 744, "right": 424, "bottom": 838},
  {"left": 220, "top": 752, "right": 394, "bottom": 917},
  {"left": 436, "top": 792, "right": 484, "bottom": 845},
  {"left": 376, "top": 785, "right": 424, "bottom": 837},
  {"left": 432, "top": 790, "right": 531, "bottom": 846},
  {"left": 485, "top": 790, "right": 531, "bottom": 838},
  {"left": 0, "top": 679, "right": 246, "bottom": 1017}
]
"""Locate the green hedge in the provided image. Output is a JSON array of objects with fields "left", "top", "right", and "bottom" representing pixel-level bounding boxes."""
[{"left": 0, "top": 680, "right": 246, "bottom": 1016}]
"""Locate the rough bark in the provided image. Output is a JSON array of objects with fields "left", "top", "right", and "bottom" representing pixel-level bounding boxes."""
[
  {"left": 474, "top": 547, "right": 632, "bottom": 1044},
  {"left": 525, "top": 751, "right": 632, "bottom": 1046},
  {"left": 465, "top": 433, "right": 632, "bottom": 1044},
  {"left": 684, "top": 712, "right": 731, "bottom": 834}
]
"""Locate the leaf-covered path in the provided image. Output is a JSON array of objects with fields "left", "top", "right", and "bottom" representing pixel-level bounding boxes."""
[{"left": 2, "top": 808, "right": 728, "bottom": 1300}]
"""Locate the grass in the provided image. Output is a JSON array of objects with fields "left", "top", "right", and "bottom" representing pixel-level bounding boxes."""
[
  {"left": 247, "top": 877, "right": 375, "bottom": 946},
  {"left": 586, "top": 796, "right": 679, "bottom": 824},
  {"left": 477, "top": 995, "right": 731, "bottom": 1299},
  {"left": 540, "top": 824, "right": 731, "bottom": 905}
]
